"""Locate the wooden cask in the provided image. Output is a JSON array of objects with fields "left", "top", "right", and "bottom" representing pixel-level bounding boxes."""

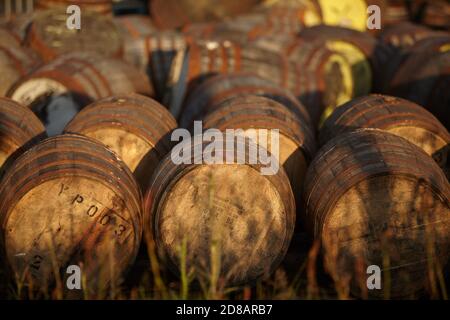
[
  {"left": 149, "top": 0, "right": 260, "bottom": 29},
  {"left": 202, "top": 95, "right": 316, "bottom": 207},
  {"left": 388, "top": 39, "right": 450, "bottom": 131},
  {"left": 0, "top": 97, "right": 46, "bottom": 175},
  {"left": 298, "top": 25, "right": 394, "bottom": 94},
  {"left": 320, "top": 94, "right": 450, "bottom": 179},
  {"left": 64, "top": 94, "right": 177, "bottom": 190},
  {"left": 250, "top": 37, "right": 354, "bottom": 125},
  {"left": 114, "top": 15, "right": 157, "bottom": 72},
  {"left": 0, "top": 134, "right": 142, "bottom": 296},
  {"left": 8, "top": 52, "right": 154, "bottom": 136},
  {"left": 378, "top": 22, "right": 446, "bottom": 49},
  {"left": 25, "top": 9, "right": 122, "bottom": 62},
  {"left": 180, "top": 73, "right": 311, "bottom": 129},
  {"left": 303, "top": 129, "right": 450, "bottom": 298},
  {"left": 420, "top": 0, "right": 450, "bottom": 30},
  {"left": 35, "top": 0, "right": 114, "bottom": 15},
  {"left": 0, "top": 27, "right": 21, "bottom": 47},
  {"left": 144, "top": 135, "right": 296, "bottom": 286},
  {"left": 0, "top": 37, "right": 40, "bottom": 96}
]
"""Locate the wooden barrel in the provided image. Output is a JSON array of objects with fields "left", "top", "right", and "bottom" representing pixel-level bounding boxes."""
[
  {"left": 303, "top": 129, "right": 450, "bottom": 298},
  {"left": 0, "top": 37, "right": 40, "bottom": 96},
  {"left": 388, "top": 39, "right": 450, "bottom": 131},
  {"left": 378, "top": 22, "right": 447, "bottom": 49},
  {"left": 0, "top": 14, "right": 35, "bottom": 42},
  {"left": 298, "top": 25, "right": 394, "bottom": 94},
  {"left": 149, "top": 0, "right": 261, "bottom": 29},
  {"left": 25, "top": 9, "right": 122, "bottom": 62},
  {"left": 320, "top": 94, "right": 450, "bottom": 179},
  {"left": 64, "top": 94, "right": 177, "bottom": 190},
  {"left": 251, "top": 37, "right": 354, "bottom": 125},
  {"left": 8, "top": 52, "right": 154, "bottom": 136},
  {"left": 202, "top": 95, "right": 316, "bottom": 207},
  {"left": 35, "top": 0, "right": 114, "bottom": 15},
  {"left": 313, "top": 0, "right": 387, "bottom": 32},
  {"left": 144, "top": 135, "right": 295, "bottom": 286},
  {"left": 420, "top": 0, "right": 450, "bottom": 30},
  {"left": 114, "top": 15, "right": 157, "bottom": 72},
  {"left": 0, "top": 134, "right": 142, "bottom": 296},
  {"left": 0, "top": 97, "right": 46, "bottom": 175},
  {"left": 384, "top": 0, "right": 411, "bottom": 25},
  {"left": 180, "top": 73, "right": 311, "bottom": 130},
  {"left": 0, "top": 27, "right": 21, "bottom": 47}
]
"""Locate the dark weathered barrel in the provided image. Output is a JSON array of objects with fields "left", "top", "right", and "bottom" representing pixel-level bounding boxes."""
[
  {"left": 180, "top": 73, "right": 311, "bottom": 129},
  {"left": 387, "top": 39, "right": 450, "bottom": 131},
  {"left": 320, "top": 94, "right": 450, "bottom": 178},
  {"left": 303, "top": 129, "right": 450, "bottom": 298},
  {"left": 25, "top": 9, "right": 122, "bottom": 62},
  {"left": 202, "top": 95, "right": 316, "bottom": 206},
  {"left": 378, "top": 22, "right": 447, "bottom": 49},
  {"left": 8, "top": 52, "right": 154, "bottom": 136},
  {"left": 0, "top": 134, "right": 142, "bottom": 296},
  {"left": 64, "top": 94, "right": 177, "bottom": 190},
  {"left": 0, "top": 98, "right": 46, "bottom": 175},
  {"left": 35, "top": 0, "right": 114, "bottom": 15},
  {"left": 144, "top": 135, "right": 295, "bottom": 286}
]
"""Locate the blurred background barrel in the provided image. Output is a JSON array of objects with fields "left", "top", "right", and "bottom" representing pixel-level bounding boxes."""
[
  {"left": 149, "top": 0, "right": 261, "bottom": 29},
  {"left": 35, "top": 0, "right": 114, "bottom": 15},
  {"left": 8, "top": 52, "right": 154, "bottom": 136},
  {"left": 298, "top": 25, "right": 394, "bottom": 95},
  {"left": 144, "top": 135, "right": 296, "bottom": 286},
  {"left": 65, "top": 93, "right": 177, "bottom": 190},
  {"left": 303, "top": 129, "right": 450, "bottom": 298},
  {"left": 0, "top": 97, "right": 45, "bottom": 175},
  {"left": 202, "top": 95, "right": 316, "bottom": 207},
  {"left": 320, "top": 94, "right": 450, "bottom": 178},
  {"left": 0, "top": 134, "right": 142, "bottom": 296},
  {"left": 0, "top": 32, "right": 40, "bottom": 96},
  {"left": 25, "top": 9, "right": 122, "bottom": 63}
]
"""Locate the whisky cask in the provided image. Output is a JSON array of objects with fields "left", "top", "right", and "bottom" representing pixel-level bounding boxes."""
[
  {"left": 35, "top": 0, "right": 114, "bottom": 15},
  {"left": 8, "top": 52, "right": 154, "bottom": 136},
  {"left": 144, "top": 135, "right": 295, "bottom": 286},
  {"left": 320, "top": 95, "right": 450, "bottom": 179},
  {"left": 114, "top": 15, "right": 157, "bottom": 72},
  {"left": 298, "top": 25, "right": 394, "bottom": 93},
  {"left": 0, "top": 39, "right": 40, "bottom": 96},
  {"left": 0, "top": 27, "right": 21, "bottom": 47},
  {"left": 388, "top": 40, "right": 450, "bottom": 130},
  {"left": 180, "top": 73, "right": 311, "bottom": 129},
  {"left": 25, "top": 9, "right": 122, "bottom": 62},
  {"left": 250, "top": 37, "right": 353, "bottom": 125},
  {"left": 0, "top": 134, "right": 142, "bottom": 296},
  {"left": 0, "top": 98, "right": 46, "bottom": 174},
  {"left": 202, "top": 95, "right": 316, "bottom": 206},
  {"left": 149, "top": 0, "right": 260, "bottom": 29},
  {"left": 378, "top": 22, "right": 446, "bottom": 49},
  {"left": 303, "top": 129, "right": 450, "bottom": 298},
  {"left": 420, "top": 0, "right": 450, "bottom": 30},
  {"left": 64, "top": 94, "right": 177, "bottom": 190}
]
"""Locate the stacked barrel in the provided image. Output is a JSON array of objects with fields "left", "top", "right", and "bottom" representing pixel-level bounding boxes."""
[{"left": 0, "top": 0, "right": 448, "bottom": 300}]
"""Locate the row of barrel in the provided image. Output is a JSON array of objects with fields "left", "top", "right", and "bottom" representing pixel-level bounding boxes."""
[
  {"left": 0, "top": 1, "right": 448, "bottom": 299},
  {"left": 0, "top": 9, "right": 449, "bottom": 135},
  {"left": 0, "top": 75, "right": 449, "bottom": 298}
]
